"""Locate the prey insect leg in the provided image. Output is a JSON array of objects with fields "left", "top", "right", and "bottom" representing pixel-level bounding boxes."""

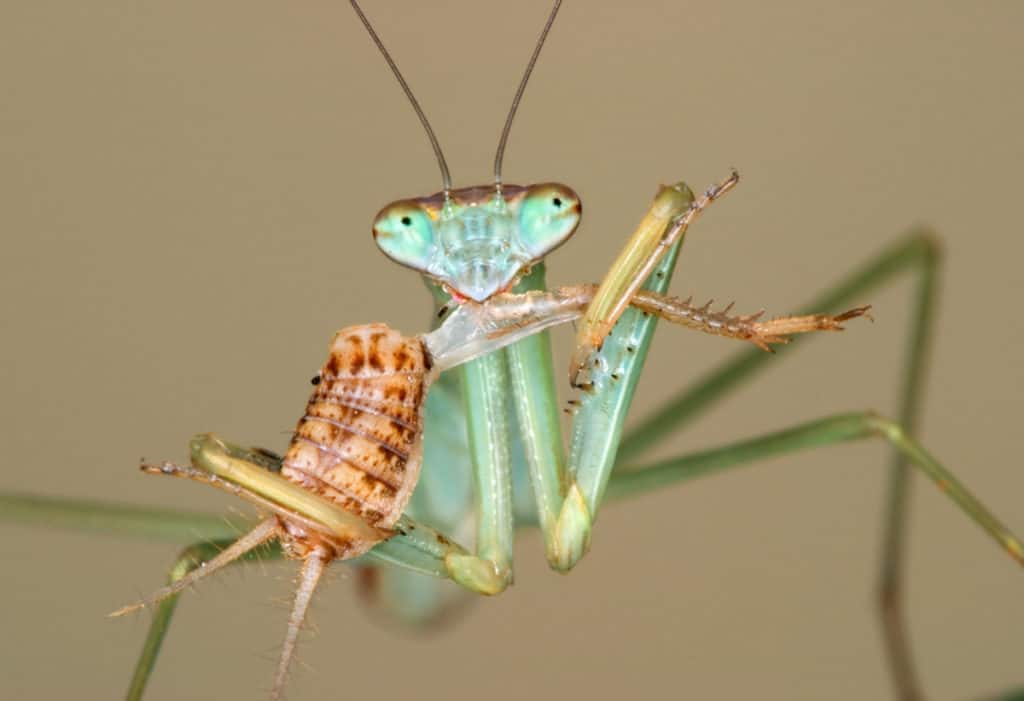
[{"left": 570, "top": 170, "right": 740, "bottom": 386}]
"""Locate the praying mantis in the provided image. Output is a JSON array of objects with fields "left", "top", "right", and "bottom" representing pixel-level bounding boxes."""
[{"left": 2, "top": 1, "right": 1023, "bottom": 700}]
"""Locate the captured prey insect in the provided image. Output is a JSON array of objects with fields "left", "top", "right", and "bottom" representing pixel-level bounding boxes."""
[
  {"left": 112, "top": 276, "right": 872, "bottom": 699},
  {"left": 95, "top": 2, "right": 1024, "bottom": 700}
]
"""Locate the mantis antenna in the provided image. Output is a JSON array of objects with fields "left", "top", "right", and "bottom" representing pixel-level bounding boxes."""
[
  {"left": 493, "top": 0, "right": 563, "bottom": 189},
  {"left": 348, "top": 0, "right": 453, "bottom": 195}
]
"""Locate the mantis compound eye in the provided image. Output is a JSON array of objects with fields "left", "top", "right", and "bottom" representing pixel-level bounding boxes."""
[
  {"left": 372, "top": 201, "right": 437, "bottom": 275},
  {"left": 516, "top": 183, "right": 582, "bottom": 261}
]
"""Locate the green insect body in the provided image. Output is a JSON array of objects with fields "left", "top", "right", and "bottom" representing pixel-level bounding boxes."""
[{"left": 363, "top": 213, "right": 694, "bottom": 623}]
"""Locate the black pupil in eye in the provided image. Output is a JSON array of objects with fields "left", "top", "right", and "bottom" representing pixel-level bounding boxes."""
[
  {"left": 400, "top": 216, "right": 412, "bottom": 226},
  {"left": 552, "top": 197, "right": 562, "bottom": 207}
]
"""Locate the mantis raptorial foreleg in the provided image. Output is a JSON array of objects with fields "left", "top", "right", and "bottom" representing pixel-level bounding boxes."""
[{"left": 569, "top": 171, "right": 740, "bottom": 385}]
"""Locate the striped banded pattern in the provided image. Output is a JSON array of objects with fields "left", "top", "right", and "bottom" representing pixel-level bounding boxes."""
[{"left": 280, "top": 323, "right": 429, "bottom": 558}]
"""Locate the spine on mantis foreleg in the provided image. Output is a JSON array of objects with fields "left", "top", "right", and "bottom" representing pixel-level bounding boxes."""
[
  {"left": 570, "top": 174, "right": 738, "bottom": 385},
  {"left": 554, "top": 183, "right": 696, "bottom": 571}
]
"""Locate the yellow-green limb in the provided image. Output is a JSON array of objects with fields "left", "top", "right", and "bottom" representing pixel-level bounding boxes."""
[
  {"left": 569, "top": 172, "right": 738, "bottom": 385},
  {"left": 569, "top": 181, "right": 693, "bottom": 385},
  {"left": 612, "top": 230, "right": 941, "bottom": 700},
  {"left": 0, "top": 492, "right": 245, "bottom": 543},
  {"left": 552, "top": 186, "right": 694, "bottom": 571},
  {"left": 504, "top": 265, "right": 568, "bottom": 561},
  {"left": 608, "top": 411, "right": 1024, "bottom": 567},
  {"left": 457, "top": 350, "right": 515, "bottom": 592}
]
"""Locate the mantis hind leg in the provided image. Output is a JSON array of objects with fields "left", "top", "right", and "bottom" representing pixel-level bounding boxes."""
[
  {"left": 614, "top": 232, "right": 945, "bottom": 699},
  {"left": 605, "top": 411, "right": 1023, "bottom": 698},
  {"left": 607, "top": 411, "right": 1023, "bottom": 568}
]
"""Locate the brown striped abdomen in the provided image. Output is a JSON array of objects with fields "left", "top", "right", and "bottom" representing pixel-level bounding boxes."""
[{"left": 280, "top": 324, "right": 429, "bottom": 558}]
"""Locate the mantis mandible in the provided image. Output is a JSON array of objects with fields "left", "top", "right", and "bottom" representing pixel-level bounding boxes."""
[{"left": 1, "top": 2, "right": 1022, "bottom": 700}]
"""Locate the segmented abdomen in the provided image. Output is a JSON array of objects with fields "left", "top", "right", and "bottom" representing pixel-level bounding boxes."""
[{"left": 281, "top": 324, "right": 429, "bottom": 537}]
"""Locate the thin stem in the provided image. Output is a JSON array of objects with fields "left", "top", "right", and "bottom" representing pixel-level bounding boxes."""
[{"left": 272, "top": 552, "right": 327, "bottom": 701}]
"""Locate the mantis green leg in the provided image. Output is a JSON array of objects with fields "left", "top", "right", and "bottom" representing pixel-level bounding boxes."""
[
  {"left": 420, "top": 267, "right": 556, "bottom": 595},
  {"left": 554, "top": 221, "right": 688, "bottom": 569},
  {"left": 505, "top": 267, "right": 565, "bottom": 555},
  {"left": 516, "top": 182, "right": 698, "bottom": 571},
  {"left": 607, "top": 411, "right": 1023, "bottom": 563},
  {"left": 457, "top": 351, "right": 515, "bottom": 590},
  {"left": 614, "top": 231, "right": 941, "bottom": 699}
]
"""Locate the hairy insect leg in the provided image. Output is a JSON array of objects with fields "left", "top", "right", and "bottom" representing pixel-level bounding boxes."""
[
  {"left": 605, "top": 411, "right": 1024, "bottom": 568},
  {"left": 124, "top": 537, "right": 282, "bottom": 701},
  {"left": 272, "top": 550, "right": 328, "bottom": 701},
  {"left": 117, "top": 480, "right": 509, "bottom": 699},
  {"left": 563, "top": 285, "right": 872, "bottom": 352},
  {"left": 570, "top": 170, "right": 739, "bottom": 386},
  {"left": 112, "top": 518, "right": 280, "bottom": 618}
]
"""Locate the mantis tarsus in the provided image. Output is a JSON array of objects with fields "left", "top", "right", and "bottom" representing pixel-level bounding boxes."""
[{"left": 2, "top": 1, "right": 1023, "bottom": 700}]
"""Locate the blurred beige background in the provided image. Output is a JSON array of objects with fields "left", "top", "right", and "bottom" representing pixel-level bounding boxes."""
[{"left": 2, "top": 1, "right": 1022, "bottom": 699}]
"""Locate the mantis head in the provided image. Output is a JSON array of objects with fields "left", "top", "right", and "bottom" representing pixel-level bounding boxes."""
[{"left": 372, "top": 183, "right": 581, "bottom": 302}]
